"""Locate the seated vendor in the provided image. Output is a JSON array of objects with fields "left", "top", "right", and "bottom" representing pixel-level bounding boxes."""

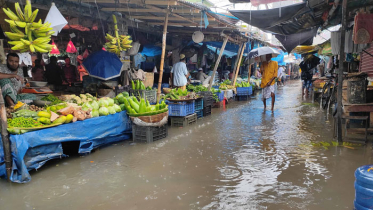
[
  {"left": 196, "top": 68, "right": 211, "bottom": 85},
  {"left": 0, "top": 53, "right": 36, "bottom": 106}
]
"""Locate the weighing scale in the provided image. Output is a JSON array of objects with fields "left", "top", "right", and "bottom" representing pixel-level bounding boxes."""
[{"left": 22, "top": 87, "right": 53, "bottom": 94}]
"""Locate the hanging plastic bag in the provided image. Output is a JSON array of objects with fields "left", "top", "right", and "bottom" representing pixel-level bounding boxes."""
[
  {"left": 66, "top": 40, "right": 77, "bottom": 53},
  {"left": 44, "top": 3, "right": 68, "bottom": 36}
]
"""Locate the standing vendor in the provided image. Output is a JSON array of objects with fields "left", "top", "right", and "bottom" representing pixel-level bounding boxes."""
[
  {"left": 63, "top": 57, "right": 79, "bottom": 84},
  {"left": 0, "top": 53, "right": 36, "bottom": 106},
  {"left": 170, "top": 54, "right": 190, "bottom": 90},
  {"left": 260, "top": 54, "right": 278, "bottom": 111}
]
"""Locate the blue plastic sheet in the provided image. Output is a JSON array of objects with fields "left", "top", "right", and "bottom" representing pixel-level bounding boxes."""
[
  {"left": 140, "top": 45, "right": 162, "bottom": 57},
  {"left": 0, "top": 111, "right": 131, "bottom": 183}
]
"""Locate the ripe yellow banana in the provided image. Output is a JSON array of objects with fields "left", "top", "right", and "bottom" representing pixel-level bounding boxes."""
[
  {"left": 24, "top": 4, "right": 30, "bottom": 23},
  {"left": 9, "top": 25, "right": 24, "bottom": 35},
  {"left": 20, "top": 38, "right": 30, "bottom": 45},
  {"left": 15, "top": 3, "right": 25, "bottom": 22},
  {"left": 5, "top": 19, "right": 26, "bottom": 28},
  {"left": 29, "top": 44, "right": 35, "bottom": 53},
  {"left": 11, "top": 42, "right": 26, "bottom": 50},
  {"left": 3, "top": 8, "right": 20, "bottom": 21},
  {"left": 8, "top": 41, "right": 22, "bottom": 45},
  {"left": 29, "top": 9, "right": 38, "bottom": 23},
  {"left": 33, "top": 37, "right": 50, "bottom": 45},
  {"left": 33, "top": 44, "right": 48, "bottom": 53},
  {"left": 5, "top": 32, "right": 25, "bottom": 41}
]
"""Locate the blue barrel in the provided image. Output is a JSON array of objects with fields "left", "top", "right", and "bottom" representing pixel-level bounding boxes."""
[{"left": 355, "top": 165, "right": 373, "bottom": 209}]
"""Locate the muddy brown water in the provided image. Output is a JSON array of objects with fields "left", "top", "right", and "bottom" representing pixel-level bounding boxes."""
[{"left": 0, "top": 80, "right": 372, "bottom": 210}]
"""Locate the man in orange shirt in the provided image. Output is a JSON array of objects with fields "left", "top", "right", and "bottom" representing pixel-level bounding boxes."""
[{"left": 260, "top": 54, "right": 278, "bottom": 111}]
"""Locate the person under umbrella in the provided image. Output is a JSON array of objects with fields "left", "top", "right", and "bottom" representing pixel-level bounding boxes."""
[{"left": 260, "top": 54, "right": 278, "bottom": 111}]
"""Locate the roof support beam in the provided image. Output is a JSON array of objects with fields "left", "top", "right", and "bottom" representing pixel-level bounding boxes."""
[
  {"left": 68, "top": 0, "right": 178, "bottom": 6},
  {"left": 101, "top": 7, "right": 200, "bottom": 14},
  {"left": 130, "top": 16, "right": 215, "bottom": 21}
]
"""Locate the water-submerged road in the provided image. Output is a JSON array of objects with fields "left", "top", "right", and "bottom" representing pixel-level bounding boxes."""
[{"left": 0, "top": 80, "right": 371, "bottom": 210}]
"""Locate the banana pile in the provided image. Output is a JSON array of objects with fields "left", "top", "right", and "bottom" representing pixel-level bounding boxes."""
[
  {"left": 3, "top": 0, "right": 54, "bottom": 53},
  {"left": 104, "top": 14, "right": 132, "bottom": 55},
  {"left": 104, "top": 34, "right": 132, "bottom": 55}
]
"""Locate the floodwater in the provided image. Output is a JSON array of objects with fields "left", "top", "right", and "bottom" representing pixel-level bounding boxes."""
[{"left": 0, "top": 80, "right": 372, "bottom": 210}]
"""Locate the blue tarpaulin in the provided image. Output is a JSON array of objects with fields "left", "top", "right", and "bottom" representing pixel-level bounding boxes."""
[
  {"left": 140, "top": 45, "right": 162, "bottom": 57},
  {"left": 0, "top": 112, "right": 132, "bottom": 183},
  {"left": 271, "top": 50, "right": 287, "bottom": 66}
]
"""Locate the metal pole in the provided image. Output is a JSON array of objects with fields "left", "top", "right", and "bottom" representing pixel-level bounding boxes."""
[
  {"left": 208, "top": 36, "right": 229, "bottom": 90},
  {"left": 156, "top": 12, "right": 169, "bottom": 103},
  {"left": 231, "top": 43, "right": 243, "bottom": 85},
  {"left": 337, "top": 0, "right": 347, "bottom": 142},
  {"left": 233, "top": 44, "right": 246, "bottom": 87},
  {"left": 0, "top": 88, "right": 11, "bottom": 181}
]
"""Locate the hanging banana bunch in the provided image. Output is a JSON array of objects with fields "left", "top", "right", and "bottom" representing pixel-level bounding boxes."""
[
  {"left": 104, "top": 15, "right": 132, "bottom": 55},
  {"left": 3, "top": 0, "right": 54, "bottom": 53}
]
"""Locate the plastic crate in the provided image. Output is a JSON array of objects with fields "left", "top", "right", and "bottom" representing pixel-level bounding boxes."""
[
  {"left": 195, "top": 98, "right": 204, "bottom": 111},
  {"left": 195, "top": 109, "right": 203, "bottom": 119},
  {"left": 203, "top": 105, "right": 212, "bottom": 117},
  {"left": 130, "top": 89, "right": 157, "bottom": 104},
  {"left": 197, "top": 91, "right": 214, "bottom": 107},
  {"left": 236, "top": 87, "right": 251, "bottom": 96},
  {"left": 168, "top": 101, "right": 195, "bottom": 117},
  {"left": 212, "top": 86, "right": 219, "bottom": 89},
  {"left": 218, "top": 92, "right": 224, "bottom": 101},
  {"left": 115, "top": 86, "right": 130, "bottom": 96},
  {"left": 248, "top": 86, "right": 253, "bottom": 96},
  {"left": 132, "top": 124, "right": 168, "bottom": 143},
  {"left": 170, "top": 113, "right": 197, "bottom": 127},
  {"left": 236, "top": 95, "right": 249, "bottom": 101}
]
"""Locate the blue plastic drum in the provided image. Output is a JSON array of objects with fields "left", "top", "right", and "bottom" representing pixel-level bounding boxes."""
[{"left": 355, "top": 165, "right": 373, "bottom": 209}]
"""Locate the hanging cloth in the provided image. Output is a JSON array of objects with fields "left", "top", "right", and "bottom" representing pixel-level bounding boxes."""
[
  {"left": 353, "top": 13, "right": 373, "bottom": 44},
  {"left": 66, "top": 40, "right": 77, "bottom": 54}
]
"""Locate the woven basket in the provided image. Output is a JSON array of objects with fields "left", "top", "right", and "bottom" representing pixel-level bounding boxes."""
[{"left": 130, "top": 111, "right": 168, "bottom": 123}]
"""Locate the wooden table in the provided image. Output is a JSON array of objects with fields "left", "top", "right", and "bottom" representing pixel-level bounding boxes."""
[{"left": 343, "top": 101, "right": 373, "bottom": 126}]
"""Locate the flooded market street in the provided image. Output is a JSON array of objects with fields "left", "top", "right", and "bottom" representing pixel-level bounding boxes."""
[{"left": 0, "top": 80, "right": 372, "bottom": 210}]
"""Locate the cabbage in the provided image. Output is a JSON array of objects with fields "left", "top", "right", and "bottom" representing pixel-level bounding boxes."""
[
  {"left": 91, "top": 109, "right": 99, "bottom": 118},
  {"left": 98, "top": 99, "right": 109, "bottom": 107},
  {"left": 91, "top": 101, "right": 99, "bottom": 110},
  {"left": 107, "top": 98, "right": 114, "bottom": 106},
  {"left": 113, "top": 104, "right": 122, "bottom": 113},
  {"left": 108, "top": 106, "right": 116, "bottom": 115},
  {"left": 82, "top": 102, "right": 92, "bottom": 111},
  {"left": 99, "top": 107, "right": 109, "bottom": 116}
]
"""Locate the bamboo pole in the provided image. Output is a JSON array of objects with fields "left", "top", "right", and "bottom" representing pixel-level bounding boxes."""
[
  {"left": 156, "top": 12, "right": 169, "bottom": 103},
  {"left": 232, "top": 43, "right": 246, "bottom": 87},
  {"left": 231, "top": 43, "right": 243, "bottom": 86},
  {"left": 0, "top": 88, "right": 11, "bottom": 181},
  {"left": 337, "top": 0, "right": 347, "bottom": 143},
  {"left": 208, "top": 36, "right": 229, "bottom": 91}
]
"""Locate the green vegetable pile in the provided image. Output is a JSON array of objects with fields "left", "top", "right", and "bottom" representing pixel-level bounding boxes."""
[
  {"left": 236, "top": 81, "right": 251, "bottom": 88},
  {"left": 7, "top": 117, "right": 44, "bottom": 128},
  {"left": 41, "top": 94, "right": 64, "bottom": 105},
  {"left": 165, "top": 88, "right": 194, "bottom": 100},
  {"left": 187, "top": 85, "right": 220, "bottom": 102},
  {"left": 12, "top": 110, "right": 38, "bottom": 120},
  {"left": 131, "top": 80, "right": 152, "bottom": 90}
]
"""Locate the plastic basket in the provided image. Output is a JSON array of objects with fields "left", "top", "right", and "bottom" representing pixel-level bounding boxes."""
[
  {"left": 170, "top": 113, "right": 197, "bottom": 127},
  {"left": 115, "top": 86, "right": 130, "bottom": 96},
  {"left": 132, "top": 124, "right": 168, "bottom": 143},
  {"left": 195, "top": 109, "right": 203, "bottom": 119},
  {"left": 203, "top": 105, "right": 212, "bottom": 116},
  {"left": 212, "top": 86, "right": 219, "bottom": 89},
  {"left": 195, "top": 98, "right": 203, "bottom": 111},
  {"left": 218, "top": 92, "right": 224, "bottom": 101},
  {"left": 236, "top": 87, "right": 251, "bottom": 96},
  {"left": 168, "top": 101, "right": 195, "bottom": 117},
  {"left": 130, "top": 89, "right": 157, "bottom": 104}
]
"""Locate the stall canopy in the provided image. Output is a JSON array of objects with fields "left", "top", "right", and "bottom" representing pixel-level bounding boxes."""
[
  {"left": 275, "top": 28, "right": 318, "bottom": 53},
  {"left": 83, "top": 50, "right": 123, "bottom": 80},
  {"left": 140, "top": 45, "right": 162, "bottom": 57},
  {"left": 230, "top": 2, "right": 327, "bottom": 35}
]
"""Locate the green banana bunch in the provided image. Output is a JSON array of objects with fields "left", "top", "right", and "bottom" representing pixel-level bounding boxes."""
[{"left": 3, "top": 0, "right": 54, "bottom": 53}]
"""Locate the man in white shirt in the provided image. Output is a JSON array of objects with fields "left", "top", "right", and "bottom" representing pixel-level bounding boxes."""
[
  {"left": 170, "top": 54, "right": 190, "bottom": 90},
  {"left": 277, "top": 65, "right": 284, "bottom": 86}
]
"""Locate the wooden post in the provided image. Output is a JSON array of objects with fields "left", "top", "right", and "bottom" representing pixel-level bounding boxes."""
[
  {"left": 0, "top": 88, "right": 11, "bottom": 181},
  {"left": 208, "top": 36, "right": 229, "bottom": 90},
  {"left": 337, "top": 0, "right": 347, "bottom": 142},
  {"left": 156, "top": 12, "right": 169, "bottom": 103},
  {"left": 233, "top": 43, "right": 246, "bottom": 87},
  {"left": 231, "top": 43, "right": 243, "bottom": 85}
]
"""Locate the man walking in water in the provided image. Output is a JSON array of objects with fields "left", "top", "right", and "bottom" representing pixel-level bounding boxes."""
[{"left": 260, "top": 54, "right": 278, "bottom": 111}]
